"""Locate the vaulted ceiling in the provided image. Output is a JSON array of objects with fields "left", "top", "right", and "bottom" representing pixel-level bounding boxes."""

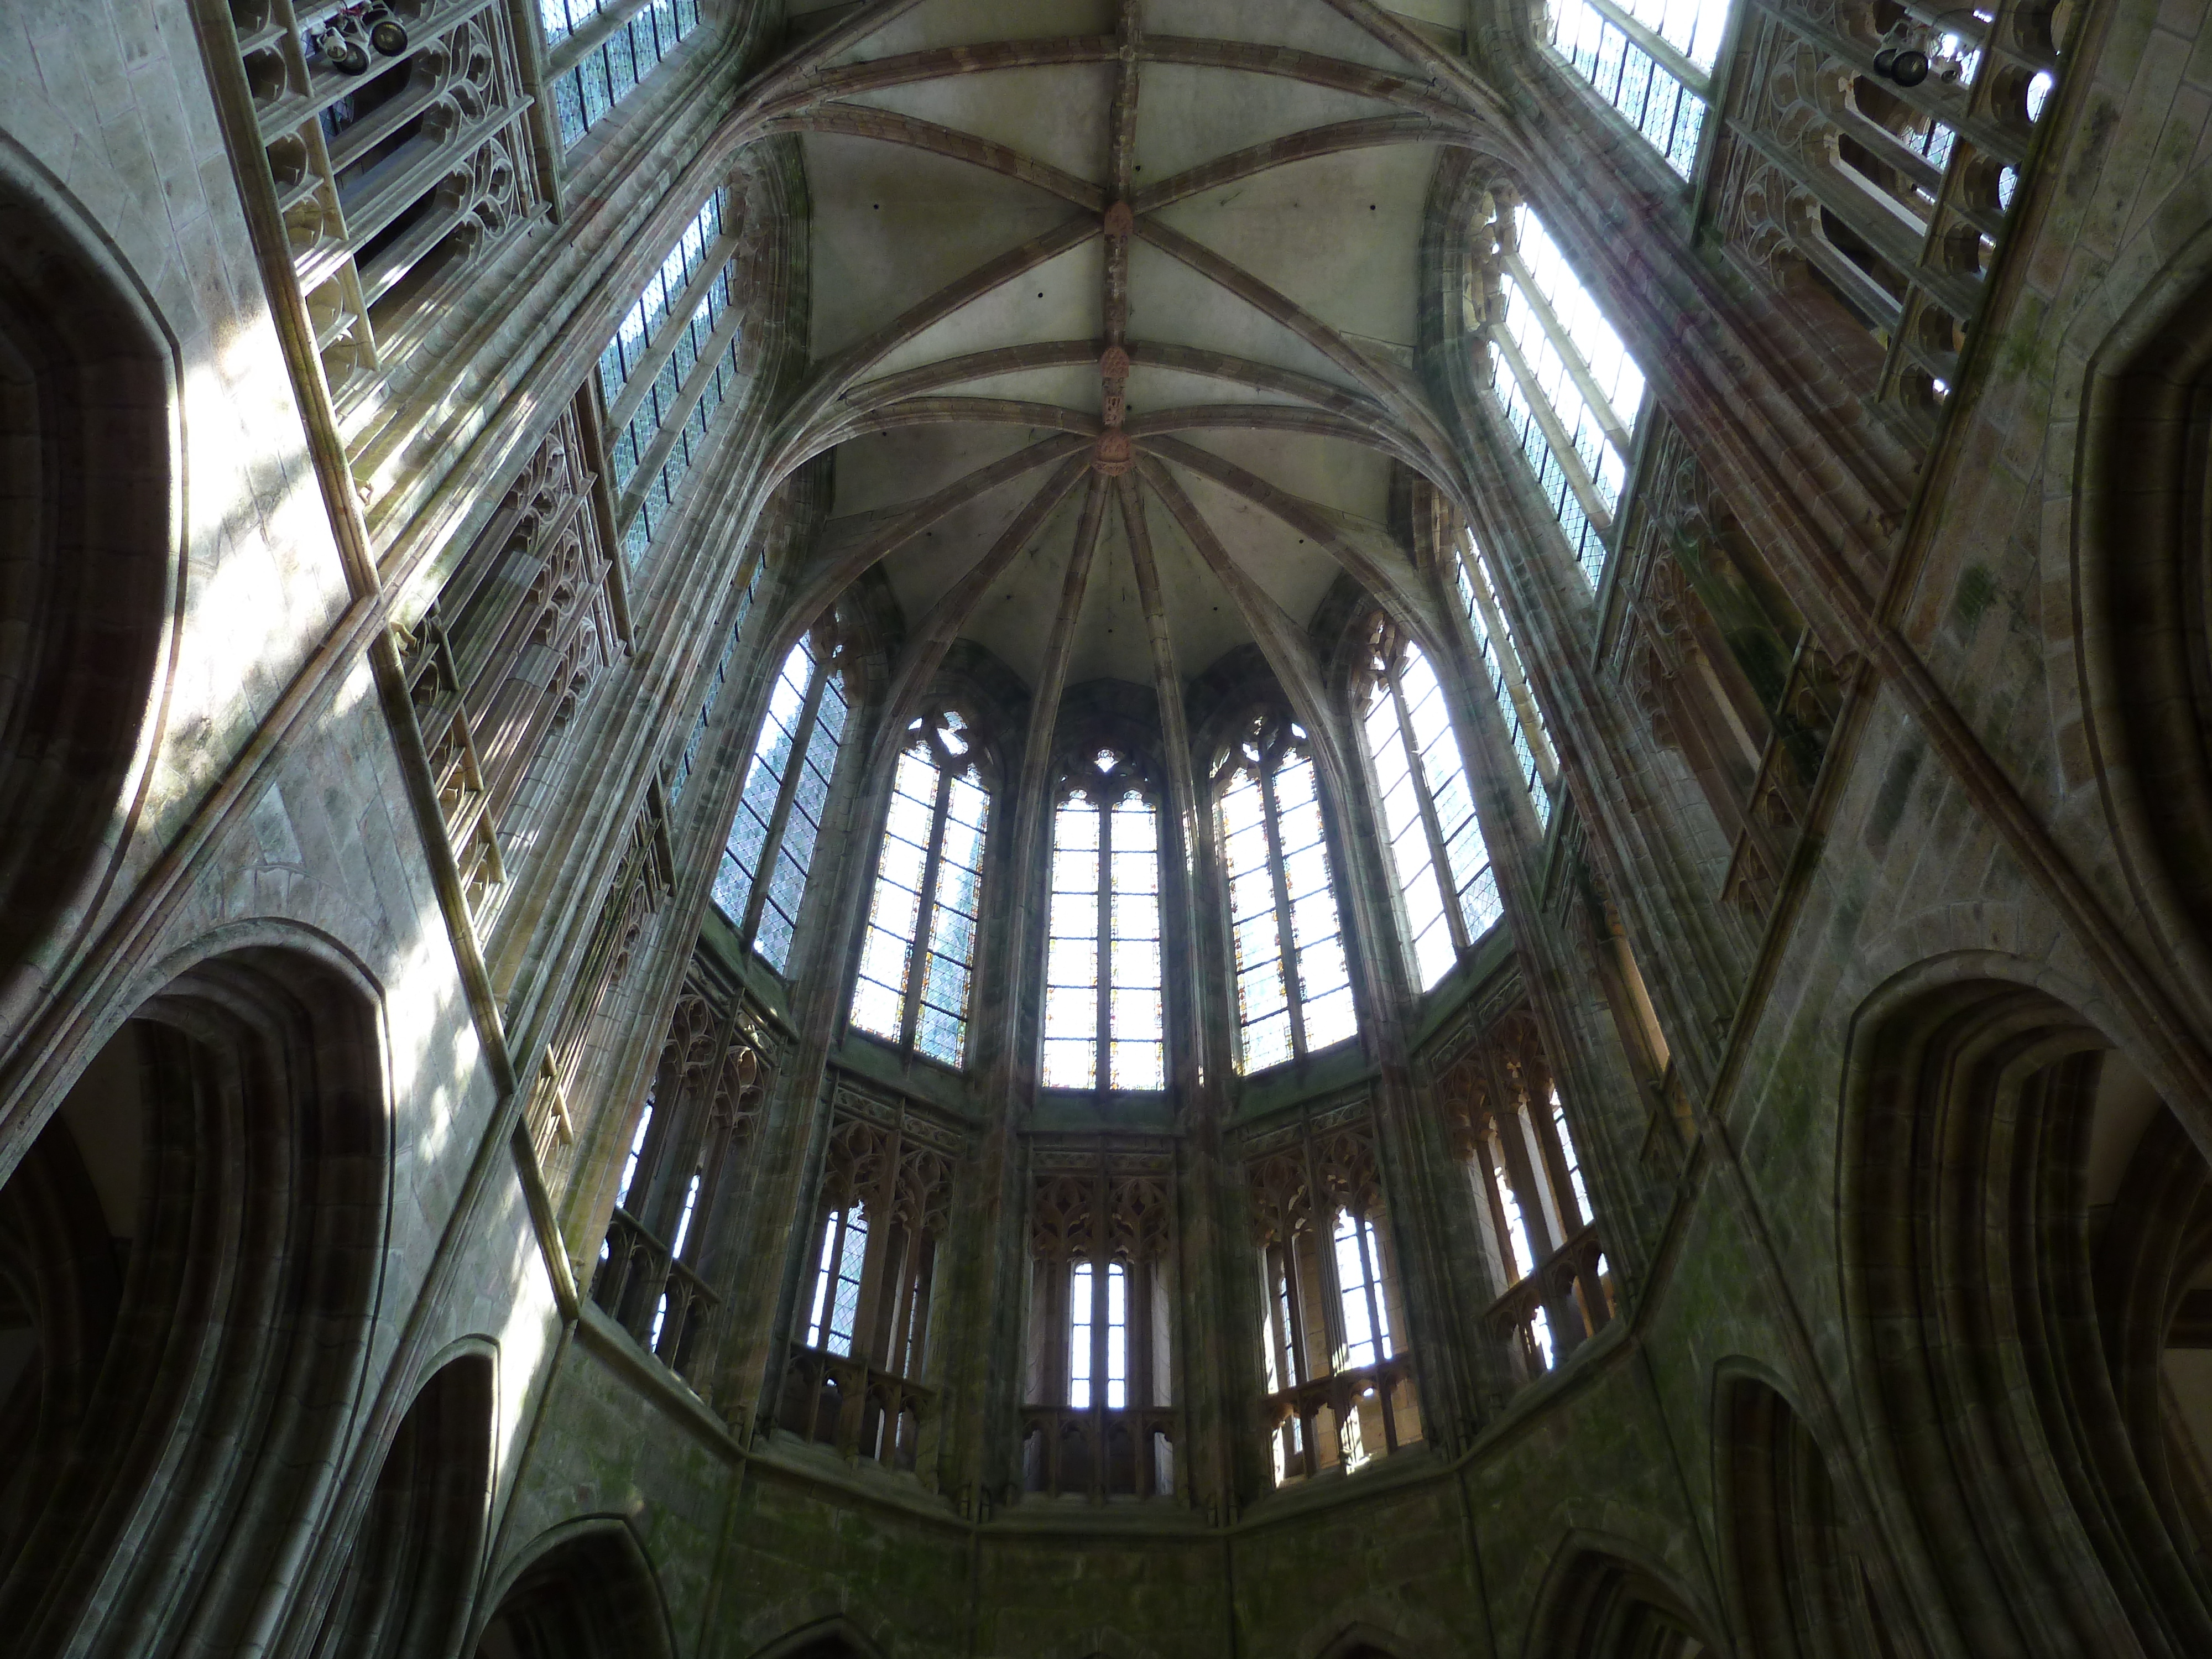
[{"left": 759, "top": 0, "right": 1505, "bottom": 710}]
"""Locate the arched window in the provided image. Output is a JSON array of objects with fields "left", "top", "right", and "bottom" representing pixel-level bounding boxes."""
[
  {"left": 668, "top": 554, "right": 764, "bottom": 806},
  {"left": 1547, "top": 0, "right": 1731, "bottom": 178},
  {"left": 1043, "top": 751, "right": 1166, "bottom": 1092},
  {"left": 713, "top": 632, "right": 849, "bottom": 973},
  {"left": 850, "top": 711, "right": 993, "bottom": 1070},
  {"left": 1453, "top": 530, "right": 1559, "bottom": 825},
  {"left": 541, "top": 0, "right": 703, "bottom": 148},
  {"left": 1358, "top": 620, "right": 1504, "bottom": 990},
  {"left": 1483, "top": 199, "right": 1646, "bottom": 585},
  {"left": 1213, "top": 716, "right": 1359, "bottom": 1073},
  {"left": 597, "top": 186, "right": 747, "bottom": 565}
]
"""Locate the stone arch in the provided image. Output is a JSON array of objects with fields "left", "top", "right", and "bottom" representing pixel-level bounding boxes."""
[
  {"left": 2075, "top": 236, "right": 2212, "bottom": 1031},
  {"left": 307, "top": 1348, "right": 496, "bottom": 1659},
  {"left": 1522, "top": 1536, "right": 1719, "bottom": 1657},
  {"left": 1841, "top": 973, "right": 2212, "bottom": 1656},
  {"left": 0, "top": 145, "right": 181, "bottom": 1030},
  {"left": 0, "top": 943, "right": 389, "bottom": 1659},
  {"left": 1713, "top": 1364, "right": 1923, "bottom": 1657},
  {"left": 744, "top": 1615, "right": 888, "bottom": 1658},
  {"left": 473, "top": 1519, "right": 675, "bottom": 1659}
]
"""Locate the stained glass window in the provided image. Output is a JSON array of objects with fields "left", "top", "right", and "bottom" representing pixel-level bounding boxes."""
[
  {"left": 594, "top": 187, "right": 748, "bottom": 567},
  {"left": 1042, "top": 753, "right": 1166, "bottom": 1092},
  {"left": 1359, "top": 622, "right": 1503, "bottom": 990},
  {"left": 805, "top": 1206, "right": 869, "bottom": 1357},
  {"left": 714, "top": 634, "right": 849, "bottom": 974},
  {"left": 544, "top": 0, "right": 702, "bottom": 149},
  {"left": 1214, "top": 715, "right": 1359, "bottom": 1073},
  {"left": 1485, "top": 202, "right": 1647, "bottom": 585},
  {"left": 1454, "top": 533, "right": 1558, "bottom": 827},
  {"left": 1546, "top": 0, "right": 1726, "bottom": 178},
  {"left": 849, "top": 711, "right": 992, "bottom": 1070},
  {"left": 669, "top": 553, "right": 763, "bottom": 807}
]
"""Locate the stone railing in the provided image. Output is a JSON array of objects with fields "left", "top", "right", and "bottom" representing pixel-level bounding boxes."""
[
  {"left": 1264, "top": 1349, "right": 1423, "bottom": 1485},
  {"left": 1018, "top": 1405, "right": 1178, "bottom": 1501},
  {"left": 776, "top": 1343, "right": 932, "bottom": 1472},
  {"left": 589, "top": 1204, "right": 719, "bottom": 1387},
  {"left": 1483, "top": 1224, "right": 1613, "bottom": 1386}
]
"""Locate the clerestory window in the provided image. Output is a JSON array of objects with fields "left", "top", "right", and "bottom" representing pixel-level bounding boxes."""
[
  {"left": 541, "top": 0, "right": 702, "bottom": 149},
  {"left": 805, "top": 1205, "right": 870, "bottom": 1357},
  {"left": 850, "top": 711, "right": 993, "bottom": 1070},
  {"left": 1042, "top": 752, "right": 1166, "bottom": 1092},
  {"left": 667, "top": 554, "right": 764, "bottom": 807},
  {"left": 597, "top": 187, "right": 748, "bottom": 566},
  {"left": 714, "top": 633, "right": 849, "bottom": 974},
  {"left": 1214, "top": 716, "right": 1359, "bottom": 1073},
  {"left": 1546, "top": 0, "right": 1731, "bottom": 179},
  {"left": 1485, "top": 201, "right": 1647, "bottom": 586},
  {"left": 1068, "top": 1260, "right": 1129, "bottom": 1410},
  {"left": 1454, "top": 531, "right": 1559, "bottom": 826},
  {"left": 1358, "top": 620, "right": 1504, "bottom": 990}
]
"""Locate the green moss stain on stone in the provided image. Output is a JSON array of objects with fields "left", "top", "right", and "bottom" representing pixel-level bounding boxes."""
[
  {"left": 1867, "top": 744, "right": 1923, "bottom": 857},
  {"left": 1950, "top": 564, "right": 1999, "bottom": 641}
]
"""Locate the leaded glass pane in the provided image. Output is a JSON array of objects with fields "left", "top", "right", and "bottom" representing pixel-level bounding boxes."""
[
  {"left": 1042, "top": 1038, "right": 1094, "bottom": 1089},
  {"left": 1111, "top": 1039, "right": 1166, "bottom": 1092},
  {"left": 1302, "top": 985, "right": 1359, "bottom": 1051},
  {"left": 1242, "top": 1010, "right": 1293, "bottom": 1072},
  {"left": 849, "top": 974, "right": 905, "bottom": 1040}
]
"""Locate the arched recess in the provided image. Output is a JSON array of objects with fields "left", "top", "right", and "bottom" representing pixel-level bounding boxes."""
[
  {"left": 0, "top": 149, "right": 180, "bottom": 1022},
  {"left": 1523, "top": 1539, "right": 1719, "bottom": 1657},
  {"left": 743, "top": 1615, "right": 886, "bottom": 1659},
  {"left": 309, "top": 1349, "right": 496, "bottom": 1659},
  {"left": 2081, "top": 257, "right": 2212, "bottom": 1025},
  {"left": 0, "top": 942, "right": 389, "bottom": 1658},
  {"left": 474, "top": 1520, "right": 675, "bottom": 1659},
  {"left": 1843, "top": 974, "right": 2212, "bottom": 1657},
  {"left": 1715, "top": 1369, "right": 1921, "bottom": 1658}
]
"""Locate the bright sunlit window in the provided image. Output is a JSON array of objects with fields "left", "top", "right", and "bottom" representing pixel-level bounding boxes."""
[
  {"left": 1068, "top": 1260, "right": 1129, "bottom": 1409},
  {"left": 1332, "top": 1209, "right": 1396, "bottom": 1370},
  {"left": 805, "top": 1206, "right": 868, "bottom": 1357},
  {"left": 1359, "top": 622, "right": 1503, "bottom": 990},
  {"left": 1215, "top": 714, "right": 1359, "bottom": 1073},
  {"left": 850, "top": 711, "right": 992, "bottom": 1070},
  {"left": 1546, "top": 0, "right": 1730, "bottom": 178},
  {"left": 542, "top": 0, "right": 702, "bottom": 149},
  {"left": 714, "top": 633, "right": 849, "bottom": 973},
  {"left": 1042, "top": 752, "right": 1166, "bottom": 1092},
  {"left": 1454, "top": 532, "right": 1558, "bottom": 825}
]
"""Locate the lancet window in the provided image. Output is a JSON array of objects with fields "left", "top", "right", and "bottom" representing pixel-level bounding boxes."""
[
  {"left": 1480, "top": 198, "right": 1647, "bottom": 585},
  {"left": 1248, "top": 1113, "right": 1420, "bottom": 1484},
  {"left": 714, "top": 631, "right": 849, "bottom": 974},
  {"left": 540, "top": 0, "right": 702, "bottom": 148},
  {"left": 591, "top": 973, "right": 767, "bottom": 1392},
  {"left": 1357, "top": 620, "right": 1503, "bottom": 991},
  {"left": 597, "top": 187, "right": 748, "bottom": 565},
  {"left": 1437, "top": 1011, "right": 1613, "bottom": 1386},
  {"left": 1042, "top": 752, "right": 1166, "bottom": 1093},
  {"left": 1547, "top": 0, "right": 1731, "bottom": 177},
  {"left": 667, "top": 555, "right": 763, "bottom": 807},
  {"left": 778, "top": 1103, "right": 953, "bottom": 1470},
  {"left": 1454, "top": 531, "right": 1559, "bottom": 826},
  {"left": 1024, "top": 1154, "right": 1176, "bottom": 1500},
  {"left": 850, "top": 711, "right": 993, "bottom": 1070},
  {"left": 1213, "top": 716, "right": 1359, "bottom": 1073}
]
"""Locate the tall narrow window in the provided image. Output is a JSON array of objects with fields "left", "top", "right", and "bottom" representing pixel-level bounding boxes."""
[
  {"left": 542, "top": 0, "right": 702, "bottom": 149},
  {"left": 1042, "top": 753, "right": 1166, "bottom": 1092},
  {"left": 1332, "top": 1210, "right": 1396, "bottom": 1370},
  {"left": 1552, "top": 1089, "right": 1593, "bottom": 1227},
  {"left": 669, "top": 554, "right": 764, "bottom": 807},
  {"left": 805, "top": 1206, "right": 869, "bottom": 1357},
  {"left": 1455, "top": 534, "right": 1559, "bottom": 826},
  {"left": 596, "top": 187, "right": 747, "bottom": 566},
  {"left": 715, "top": 633, "right": 849, "bottom": 973},
  {"left": 1215, "top": 716, "right": 1358, "bottom": 1073},
  {"left": 1546, "top": 0, "right": 1730, "bottom": 178},
  {"left": 851, "top": 711, "right": 993, "bottom": 1070},
  {"left": 1359, "top": 622, "right": 1504, "bottom": 990},
  {"left": 1485, "top": 202, "right": 1647, "bottom": 585},
  {"left": 1067, "top": 1260, "right": 1129, "bottom": 1409}
]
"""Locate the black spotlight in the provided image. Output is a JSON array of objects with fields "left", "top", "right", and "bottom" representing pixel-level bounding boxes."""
[
  {"left": 368, "top": 9, "right": 408, "bottom": 55},
  {"left": 1891, "top": 48, "right": 1930, "bottom": 85},
  {"left": 325, "top": 28, "right": 370, "bottom": 74},
  {"left": 1873, "top": 45, "right": 1898, "bottom": 74}
]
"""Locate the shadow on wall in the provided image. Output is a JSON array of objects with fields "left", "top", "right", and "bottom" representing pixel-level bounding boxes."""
[
  {"left": 1525, "top": 1538, "right": 1718, "bottom": 1657},
  {"left": 1844, "top": 974, "right": 2212, "bottom": 1656},
  {"left": 0, "top": 149, "right": 179, "bottom": 1032},
  {"left": 0, "top": 945, "right": 388, "bottom": 1659},
  {"left": 475, "top": 1520, "right": 675, "bottom": 1659}
]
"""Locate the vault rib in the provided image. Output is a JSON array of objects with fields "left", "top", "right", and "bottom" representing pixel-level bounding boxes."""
[
  {"left": 1132, "top": 116, "right": 1475, "bottom": 215},
  {"left": 1313, "top": 0, "right": 1519, "bottom": 129},
  {"left": 801, "top": 397, "right": 1102, "bottom": 462},
  {"left": 758, "top": 106, "right": 1107, "bottom": 212},
  {"left": 1125, "top": 403, "right": 1436, "bottom": 478}
]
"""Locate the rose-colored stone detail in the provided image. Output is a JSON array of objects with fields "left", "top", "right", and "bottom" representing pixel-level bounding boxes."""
[
  {"left": 1094, "top": 430, "right": 1134, "bottom": 475},
  {"left": 1103, "top": 200, "right": 1134, "bottom": 239}
]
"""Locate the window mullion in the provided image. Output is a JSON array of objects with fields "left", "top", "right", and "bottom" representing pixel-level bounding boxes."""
[
  {"left": 1492, "top": 324, "right": 1616, "bottom": 538},
  {"left": 1500, "top": 252, "right": 1635, "bottom": 452},
  {"left": 899, "top": 765, "right": 954, "bottom": 1055},
  {"left": 1463, "top": 552, "right": 1561, "bottom": 789},
  {"left": 1259, "top": 766, "right": 1307, "bottom": 1061},
  {"left": 1096, "top": 802, "right": 1113, "bottom": 1095},
  {"left": 603, "top": 232, "right": 740, "bottom": 433},
  {"left": 1392, "top": 671, "right": 1472, "bottom": 956},
  {"left": 739, "top": 656, "right": 829, "bottom": 951}
]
